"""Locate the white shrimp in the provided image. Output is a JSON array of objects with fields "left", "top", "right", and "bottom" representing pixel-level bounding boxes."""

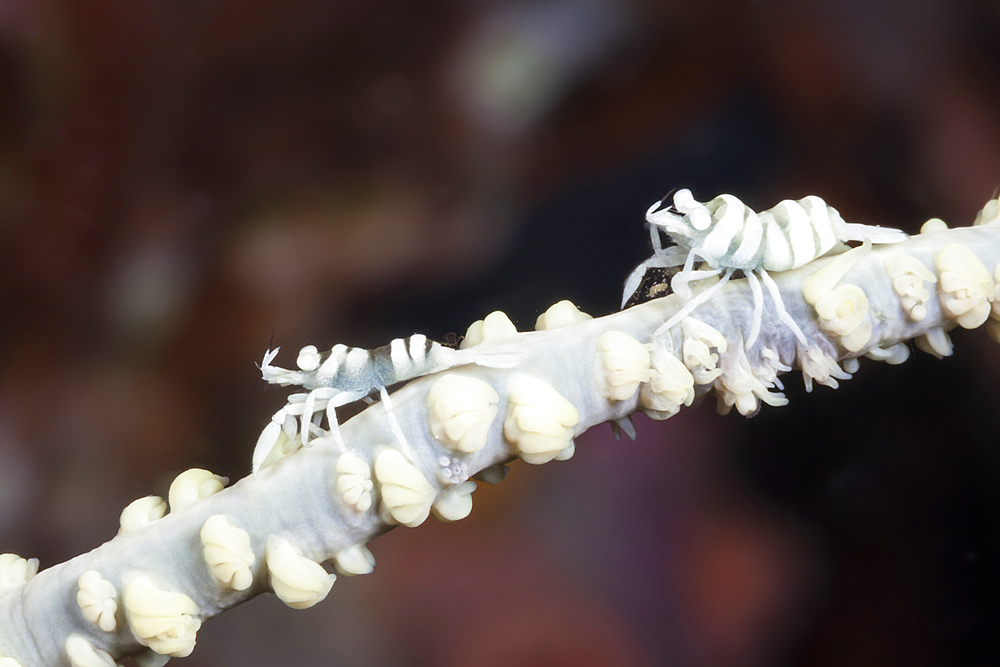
[
  {"left": 623, "top": 189, "right": 907, "bottom": 347},
  {"left": 253, "top": 335, "right": 517, "bottom": 476}
]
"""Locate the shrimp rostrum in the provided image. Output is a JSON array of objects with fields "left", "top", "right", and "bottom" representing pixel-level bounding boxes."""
[
  {"left": 252, "top": 334, "right": 517, "bottom": 476},
  {"left": 623, "top": 189, "right": 908, "bottom": 347}
]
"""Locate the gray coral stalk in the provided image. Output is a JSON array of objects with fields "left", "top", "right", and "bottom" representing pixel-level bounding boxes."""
[{"left": 1, "top": 201, "right": 999, "bottom": 666}]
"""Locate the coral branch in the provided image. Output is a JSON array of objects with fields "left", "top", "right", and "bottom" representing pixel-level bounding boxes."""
[{"left": 1, "top": 203, "right": 999, "bottom": 666}]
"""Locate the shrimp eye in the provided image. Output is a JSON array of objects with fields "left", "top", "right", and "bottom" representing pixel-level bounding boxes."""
[{"left": 297, "top": 346, "right": 321, "bottom": 371}]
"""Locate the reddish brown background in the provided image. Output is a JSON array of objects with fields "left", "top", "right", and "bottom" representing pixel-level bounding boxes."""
[{"left": 3, "top": 1, "right": 1000, "bottom": 665}]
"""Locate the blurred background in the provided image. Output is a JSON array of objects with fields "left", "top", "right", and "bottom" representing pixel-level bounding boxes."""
[{"left": 3, "top": 0, "right": 1000, "bottom": 665}]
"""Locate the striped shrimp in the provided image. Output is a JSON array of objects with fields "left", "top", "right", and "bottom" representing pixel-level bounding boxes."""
[
  {"left": 252, "top": 335, "right": 517, "bottom": 476},
  {"left": 623, "top": 189, "right": 907, "bottom": 348}
]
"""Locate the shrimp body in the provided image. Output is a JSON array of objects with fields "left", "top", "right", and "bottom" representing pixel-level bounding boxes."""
[
  {"left": 253, "top": 334, "right": 516, "bottom": 476},
  {"left": 624, "top": 189, "right": 907, "bottom": 347},
  {"left": 261, "top": 335, "right": 458, "bottom": 392}
]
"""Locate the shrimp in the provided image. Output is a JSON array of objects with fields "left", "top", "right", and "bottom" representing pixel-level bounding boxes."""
[
  {"left": 623, "top": 189, "right": 907, "bottom": 347},
  {"left": 252, "top": 335, "right": 517, "bottom": 476}
]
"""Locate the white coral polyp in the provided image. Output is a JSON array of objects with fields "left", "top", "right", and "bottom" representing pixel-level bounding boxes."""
[
  {"left": 935, "top": 244, "right": 994, "bottom": 329},
  {"left": 265, "top": 536, "right": 335, "bottom": 609},
  {"left": 915, "top": 326, "right": 954, "bottom": 358},
  {"left": 639, "top": 346, "right": 695, "bottom": 420},
  {"left": 865, "top": 342, "right": 910, "bottom": 365},
  {"left": 755, "top": 347, "right": 792, "bottom": 387},
  {"left": 122, "top": 575, "right": 201, "bottom": 658},
  {"left": 597, "top": 331, "right": 653, "bottom": 402},
  {"left": 503, "top": 374, "right": 579, "bottom": 465},
  {"left": 77, "top": 570, "right": 118, "bottom": 632},
  {"left": 167, "top": 469, "right": 228, "bottom": 514},
  {"left": 373, "top": 449, "right": 436, "bottom": 527},
  {"left": 426, "top": 374, "right": 499, "bottom": 454},
  {"left": 680, "top": 318, "right": 728, "bottom": 384},
  {"left": 119, "top": 496, "right": 167, "bottom": 536},
  {"left": 332, "top": 545, "right": 376, "bottom": 576},
  {"left": 460, "top": 311, "right": 518, "bottom": 348},
  {"left": 798, "top": 346, "right": 852, "bottom": 392},
  {"left": 682, "top": 338, "right": 720, "bottom": 383},
  {"left": 0, "top": 554, "right": 38, "bottom": 593},
  {"left": 814, "top": 285, "right": 867, "bottom": 335},
  {"left": 974, "top": 197, "right": 1000, "bottom": 226},
  {"left": 535, "top": 300, "right": 593, "bottom": 330},
  {"left": 813, "top": 284, "right": 872, "bottom": 352},
  {"left": 333, "top": 453, "right": 374, "bottom": 513},
  {"left": 714, "top": 347, "right": 787, "bottom": 416},
  {"left": 200, "top": 515, "right": 255, "bottom": 591},
  {"left": 921, "top": 218, "right": 949, "bottom": 233},
  {"left": 885, "top": 254, "right": 937, "bottom": 321},
  {"left": 432, "top": 480, "right": 477, "bottom": 522},
  {"left": 939, "top": 270, "right": 992, "bottom": 327}
]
